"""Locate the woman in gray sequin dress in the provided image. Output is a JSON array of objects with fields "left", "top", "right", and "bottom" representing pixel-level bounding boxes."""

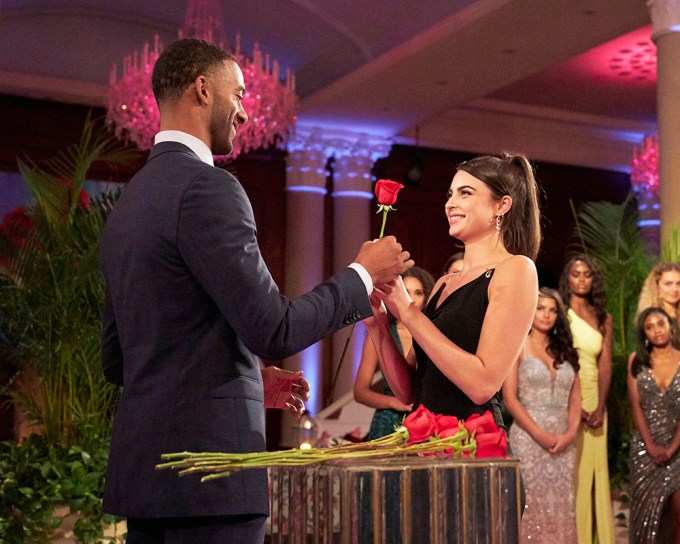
[
  {"left": 627, "top": 307, "right": 680, "bottom": 544},
  {"left": 504, "top": 288, "right": 581, "bottom": 543}
]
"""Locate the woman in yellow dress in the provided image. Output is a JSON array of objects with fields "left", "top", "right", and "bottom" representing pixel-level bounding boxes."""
[{"left": 559, "top": 254, "right": 615, "bottom": 544}]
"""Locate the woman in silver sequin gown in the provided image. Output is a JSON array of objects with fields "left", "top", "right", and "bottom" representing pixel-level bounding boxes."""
[
  {"left": 628, "top": 307, "right": 680, "bottom": 544},
  {"left": 504, "top": 288, "right": 581, "bottom": 543}
]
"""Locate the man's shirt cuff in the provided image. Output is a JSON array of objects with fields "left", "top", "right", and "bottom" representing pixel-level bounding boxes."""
[{"left": 348, "top": 263, "right": 373, "bottom": 295}]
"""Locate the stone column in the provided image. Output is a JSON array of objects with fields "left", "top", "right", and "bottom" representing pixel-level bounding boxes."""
[
  {"left": 648, "top": 0, "right": 680, "bottom": 247},
  {"left": 279, "top": 127, "right": 391, "bottom": 445},
  {"left": 636, "top": 189, "right": 661, "bottom": 256},
  {"left": 280, "top": 129, "right": 330, "bottom": 446},
  {"left": 327, "top": 131, "right": 392, "bottom": 404}
]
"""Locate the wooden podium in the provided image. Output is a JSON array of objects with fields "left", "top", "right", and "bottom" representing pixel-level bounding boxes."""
[{"left": 268, "top": 456, "right": 521, "bottom": 544}]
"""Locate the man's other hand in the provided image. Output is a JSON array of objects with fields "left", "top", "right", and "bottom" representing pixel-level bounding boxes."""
[{"left": 261, "top": 366, "right": 310, "bottom": 418}]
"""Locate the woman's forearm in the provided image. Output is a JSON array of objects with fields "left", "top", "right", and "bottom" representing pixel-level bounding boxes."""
[
  {"left": 365, "top": 319, "right": 415, "bottom": 404},
  {"left": 504, "top": 394, "right": 547, "bottom": 444},
  {"left": 355, "top": 384, "right": 401, "bottom": 410},
  {"left": 567, "top": 377, "right": 582, "bottom": 437}
]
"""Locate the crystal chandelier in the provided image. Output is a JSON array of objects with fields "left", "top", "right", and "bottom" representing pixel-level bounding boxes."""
[
  {"left": 630, "top": 132, "right": 659, "bottom": 197},
  {"left": 106, "top": 0, "right": 297, "bottom": 159}
]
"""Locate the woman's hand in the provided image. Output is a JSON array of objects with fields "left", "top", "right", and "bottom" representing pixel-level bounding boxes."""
[
  {"left": 549, "top": 432, "right": 575, "bottom": 454},
  {"left": 362, "top": 291, "right": 387, "bottom": 328},
  {"left": 663, "top": 444, "right": 678, "bottom": 461},
  {"left": 373, "top": 277, "right": 413, "bottom": 322},
  {"left": 387, "top": 396, "right": 413, "bottom": 412},
  {"left": 535, "top": 429, "right": 558, "bottom": 451},
  {"left": 585, "top": 405, "right": 605, "bottom": 429},
  {"left": 581, "top": 409, "right": 590, "bottom": 423},
  {"left": 647, "top": 442, "right": 670, "bottom": 465}
]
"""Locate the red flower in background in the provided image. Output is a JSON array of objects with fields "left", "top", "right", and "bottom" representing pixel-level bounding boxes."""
[
  {"left": 1, "top": 207, "right": 34, "bottom": 248},
  {"left": 78, "top": 190, "right": 91, "bottom": 212},
  {"left": 375, "top": 179, "right": 404, "bottom": 207}
]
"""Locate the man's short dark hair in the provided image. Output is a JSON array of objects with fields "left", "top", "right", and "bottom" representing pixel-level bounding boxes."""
[{"left": 152, "top": 38, "right": 235, "bottom": 105}]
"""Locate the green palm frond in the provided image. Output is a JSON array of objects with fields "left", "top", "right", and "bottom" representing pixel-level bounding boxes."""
[
  {"left": 0, "top": 116, "right": 129, "bottom": 446},
  {"left": 661, "top": 225, "right": 680, "bottom": 262},
  {"left": 16, "top": 112, "right": 137, "bottom": 225},
  {"left": 569, "top": 192, "right": 652, "bottom": 355},
  {"left": 568, "top": 191, "right": 653, "bottom": 490}
]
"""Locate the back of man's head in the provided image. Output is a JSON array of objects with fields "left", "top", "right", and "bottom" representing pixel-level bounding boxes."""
[{"left": 152, "top": 38, "right": 234, "bottom": 106}]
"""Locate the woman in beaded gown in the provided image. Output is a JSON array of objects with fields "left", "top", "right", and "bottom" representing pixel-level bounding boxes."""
[
  {"left": 503, "top": 288, "right": 581, "bottom": 543},
  {"left": 559, "top": 255, "right": 615, "bottom": 544},
  {"left": 628, "top": 307, "right": 680, "bottom": 544},
  {"left": 363, "top": 155, "right": 541, "bottom": 541},
  {"left": 354, "top": 267, "right": 434, "bottom": 439}
]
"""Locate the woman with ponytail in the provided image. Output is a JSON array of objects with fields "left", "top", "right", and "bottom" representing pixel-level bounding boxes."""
[{"left": 363, "top": 154, "right": 541, "bottom": 534}]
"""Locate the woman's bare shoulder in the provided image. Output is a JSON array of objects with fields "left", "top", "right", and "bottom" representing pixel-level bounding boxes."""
[{"left": 493, "top": 255, "right": 537, "bottom": 283}]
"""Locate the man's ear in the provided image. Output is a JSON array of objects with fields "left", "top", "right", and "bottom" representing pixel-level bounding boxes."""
[{"left": 191, "top": 75, "right": 209, "bottom": 105}]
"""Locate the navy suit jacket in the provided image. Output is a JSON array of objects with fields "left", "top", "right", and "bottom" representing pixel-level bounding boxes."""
[{"left": 100, "top": 142, "right": 370, "bottom": 518}]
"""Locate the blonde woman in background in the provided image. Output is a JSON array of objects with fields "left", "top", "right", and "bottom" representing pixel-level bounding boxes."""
[{"left": 636, "top": 262, "right": 680, "bottom": 345}]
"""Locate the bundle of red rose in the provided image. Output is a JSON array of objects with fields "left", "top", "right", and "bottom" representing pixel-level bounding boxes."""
[
  {"left": 405, "top": 405, "right": 508, "bottom": 458},
  {"left": 158, "top": 406, "right": 507, "bottom": 482}
]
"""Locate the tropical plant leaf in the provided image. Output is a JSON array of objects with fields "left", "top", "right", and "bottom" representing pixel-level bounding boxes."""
[
  {"left": 15, "top": 112, "right": 137, "bottom": 226},
  {"left": 568, "top": 191, "right": 654, "bottom": 490},
  {"left": 661, "top": 224, "right": 680, "bottom": 262},
  {"left": 0, "top": 116, "right": 129, "bottom": 447},
  {"left": 568, "top": 192, "right": 652, "bottom": 355}
]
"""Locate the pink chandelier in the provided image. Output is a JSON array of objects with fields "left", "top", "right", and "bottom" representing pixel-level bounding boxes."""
[
  {"left": 106, "top": 0, "right": 297, "bottom": 159},
  {"left": 630, "top": 132, "right": 659, "bottom": 197}
]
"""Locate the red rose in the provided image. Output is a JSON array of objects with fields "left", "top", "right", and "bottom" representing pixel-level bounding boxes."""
[
  {"left": 78, "top": 189, "right": 91, "bottom": 212},
  {"left": 403, "top": 405, "right": 437, "bottom": 444},
  {"left": 1, "top": 207, "right": 34, "bottom": 248},
  {"left": 463, "top": 411, "right": 499, "bottom": 436},
  {"left": 435, "top": 414, "right": 460, "bottom": 439},
  {"left": 2, "top": 207, "right": 34, "bottom": 233},
  {"left": 375, "top": 179, "right": 404, "bottom": 207},
  {"left": 475, "top": 430, "right": 508, "bottom": 458}
]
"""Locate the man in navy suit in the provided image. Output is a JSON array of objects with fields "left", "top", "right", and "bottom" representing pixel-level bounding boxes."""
[{"left": 100, "top": 38, "right": 413, "bottom": 543}]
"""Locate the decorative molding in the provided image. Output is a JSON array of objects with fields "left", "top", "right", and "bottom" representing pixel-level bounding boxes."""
[
  {"left": 332, "top": 154, "right": 374, "bottom": 195},
  {"left": 291, "top": 124, "right": 392, "bottom": 162}
]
